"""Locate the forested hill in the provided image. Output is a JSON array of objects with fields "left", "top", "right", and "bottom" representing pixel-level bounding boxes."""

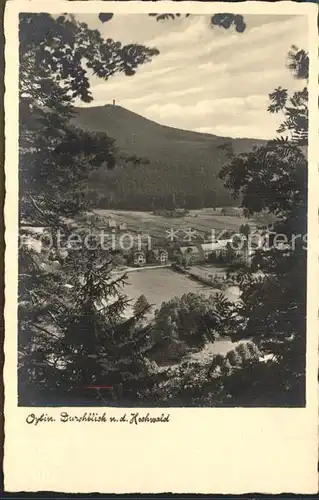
[{"left": 72, "top": 104, "right": 265, "bottom": 210}]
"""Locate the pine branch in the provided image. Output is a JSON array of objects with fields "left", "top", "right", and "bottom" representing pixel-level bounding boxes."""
[{"left": 30, "top": 322, "right": 60, "bottom": 339}]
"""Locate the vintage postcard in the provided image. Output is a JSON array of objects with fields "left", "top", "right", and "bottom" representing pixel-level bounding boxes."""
[{"left": 3, "top": 0, "right": 319, "bottom": 494}]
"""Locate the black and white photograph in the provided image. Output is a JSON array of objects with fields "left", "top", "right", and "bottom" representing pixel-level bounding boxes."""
[
  {"left": 4, "top": 1, "right": 319, "bottom": 494},
  {"left": 16, "top": 6, "right": 312, "bottom": 409}
]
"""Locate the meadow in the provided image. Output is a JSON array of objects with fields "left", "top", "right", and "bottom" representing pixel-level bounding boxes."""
[
  {"left": 122, "top": 267, "right": 242, "bottom": 360},
  {"left": 122, "top": 267, "right": 240, "bottom": 315},
  {"left": 94, "top": 207, "right": 253, "bottom": 242}
]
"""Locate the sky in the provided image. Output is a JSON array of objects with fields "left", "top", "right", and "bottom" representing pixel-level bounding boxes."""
[{"left": 76, "top": 14, "right": 308, "bottom": 139}]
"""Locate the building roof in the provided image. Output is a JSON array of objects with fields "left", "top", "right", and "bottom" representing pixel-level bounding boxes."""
[
  {"left": 132, "top": 248, "right": 146, "bottom": 255},
  {"left": 201, "top": 241, "right": 230, "bottom": 252},
  {"left": 153, "top": 248, "right": 168, "bottom": 254}
]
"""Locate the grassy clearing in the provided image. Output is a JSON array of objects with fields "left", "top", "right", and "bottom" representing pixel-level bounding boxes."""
[
  {"left": 122, "top": 267, "right": 219, "bottom": 313},
  {"left": 94, "top": 208, "right": 252, "bottom": 241}
]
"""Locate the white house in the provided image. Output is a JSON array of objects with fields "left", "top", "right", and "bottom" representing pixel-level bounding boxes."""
[
  {"left": 201, "top": 237, "right": 255, "bottom": 264},
  {"left": 107, "top": 218, "right": 117, "bottom": 229},
  {"left": 152, "top": 248, "right": 169, "bottom": 263},
  {"left": 201, "top": 241, "right": 229, "bottom": 260},
  {"left": 132, "top": 250, "right": 146, "bottom": 266}
]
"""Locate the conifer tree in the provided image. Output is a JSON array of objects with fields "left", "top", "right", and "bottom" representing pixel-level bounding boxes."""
[
  {"left": 217, "top": 46, "right": 308, "bottom": 406},
  {"left": 18, "top": 13, "right": 159, "bottom": 405}
]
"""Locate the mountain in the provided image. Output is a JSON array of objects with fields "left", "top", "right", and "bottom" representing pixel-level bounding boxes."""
[{"left": 72, "top": 104, "right": 265, "bottom": 210}]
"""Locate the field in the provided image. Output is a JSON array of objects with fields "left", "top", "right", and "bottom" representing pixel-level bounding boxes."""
[
  {"left": 94, "top": 208, "right": 253, "bottom": 242},
  {"left": 122, "top": 267, "right": 240, "bottom": 314},
  {"left": 122, "top": 267, "right": 241, "bottom": 359},
  {"left": 123, "top": 267, "right": 216, "bottom": 312}
]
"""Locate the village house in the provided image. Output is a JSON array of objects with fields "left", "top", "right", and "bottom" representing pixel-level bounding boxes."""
[
  {"left": 119, "top": 222, "right": 127, "bottom": 231},
  {"left": 130, "top": 249, "right": 147, "bottom": 266},
  {"left": 201, "top": 241, "right": 229, "bottom": 260},
  {"left": 201, "top": 237, "right": 253, "bottom": 264},
  {"left": 107, "top": 218, "right": 117, "bottom": 229},
  {"left": 149, "top": 248, "right": 169, "bottom": 264}
]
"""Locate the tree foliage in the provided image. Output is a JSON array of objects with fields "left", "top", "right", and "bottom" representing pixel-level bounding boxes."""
[
  {"left": 153, "top": 293, "right": 237, "bottom": 350},
  {"left": 211, "top": 13, "right": 246, "bottom": 33},
  {"left": 217, "top": 46, "right": 308, "bottom": 406},
  {"left": 153, "top": 341, "right": 264, "bottom": 407},
  {"left": 148, "top": 13, "right": 246, "bottom": 32},
  {"left": 134, "top": 295, "right": 151, "bottom": 317},
  {"left": 18, "top": 14, "right": 160, "bottom": 405},
  {"left": 20, "top": 14, "right": 159, "bottom": 105},
  {"left": 267, "top": 45, "right": 308, "bottom": 145}
]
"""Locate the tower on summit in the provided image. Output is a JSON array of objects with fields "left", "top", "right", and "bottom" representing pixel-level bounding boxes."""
[{"left": 112, "top": 99, "right": 116, "bottom": 106}]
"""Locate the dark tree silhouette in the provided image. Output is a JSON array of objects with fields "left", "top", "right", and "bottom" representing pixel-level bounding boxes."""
[
  {"left": 18, "top": 14, "right": 160, "bottom": 405},
  {"left": 218, "top": 46, "right": 308, "bottom": 406}
]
